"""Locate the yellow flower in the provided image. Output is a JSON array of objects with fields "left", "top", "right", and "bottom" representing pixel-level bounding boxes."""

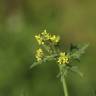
[
  {"left": 41, "top": 30, "right": 60, "bottom": 43},
  {"left": 41, "top": 29, "right": 51, "bottom": 40},
  {"left": 41, "top": 29, "right": 47, "bottom": 35},
  {"left": 35, "top": 30, "right": 60, "bottom": 45},
  {"left": 50, "top": 35, "right": 60, "bottom": 43},
  {"left": 35, "top": 34, "right": 44, "bottom": 45},
  {"left": 58, "top": 52, "right": 69, "bottom": 64},
  {"left": 35, "top": 48, "right": 44, "bottom": 62}
]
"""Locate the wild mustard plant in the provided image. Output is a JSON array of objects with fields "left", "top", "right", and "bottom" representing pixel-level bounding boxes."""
[{"left": 31, "top": 30, "right": 89, "bottom": 96}]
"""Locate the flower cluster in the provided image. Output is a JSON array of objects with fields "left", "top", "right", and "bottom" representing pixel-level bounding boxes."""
[
  {"left": 35, "top": 30, "right": 69, "bottom": 64},
  {"left": 35, "top": 48, "right": 44, "bottom": 62},
  {"left": 35, "top": 35, "right": 44, "bottom": 45},
  {"left": 35, "top": 30, "right": 60, "bottom": 45},
  {"left": 58, "top": 52, "right": 69, "bottom": 64}
]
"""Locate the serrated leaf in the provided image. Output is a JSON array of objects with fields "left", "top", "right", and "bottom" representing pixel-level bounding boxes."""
[
  {"left": 70, "top": 66, "right": 84, "bottom": 78},
  {"left": 70, "top": 44, "right": 89, "bottom": 60}
]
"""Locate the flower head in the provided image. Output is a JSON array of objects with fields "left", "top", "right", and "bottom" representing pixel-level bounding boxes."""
[
  {"left": 58, "top": 52, "right": 69, "bottom": 64},
  {"left": 35, "top": 30, "right": 60, "bottom": 45},
  {"left": 41, "top": 30, "right": 51, "bottom": 40},
  {"left": 35, "top": 34, "right": 44, "bottom": 45},
  {"left": 50, "top": 35, "right": 60, "bottom": 43},
  {"left": 35, "top": 48, "right": 44, "bottom": 62}
]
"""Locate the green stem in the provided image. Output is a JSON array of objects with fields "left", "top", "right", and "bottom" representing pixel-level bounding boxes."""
[
  {"left": 59, "top": 65, "right": 69, "bottom": 96},
  {"left": 61, "top": 75, "right": 68, "bottom": 96}
]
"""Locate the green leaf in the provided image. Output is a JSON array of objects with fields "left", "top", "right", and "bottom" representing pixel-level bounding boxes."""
[
  {"left": 70, "top": 66, "right": 84, "bottom": 78},
  {"left": 70, "top": 44, "right": 89, "bottom": 60},
  {"left": 70, "top": 43, "right": 79, "bottom": 51},
  {"left": 30, "top": 61, "right": 41, "bottom": 69}
]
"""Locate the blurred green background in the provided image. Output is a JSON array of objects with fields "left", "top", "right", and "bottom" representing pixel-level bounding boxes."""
[{"left": 0, "top": 0, "right": 96, "bottom": 96}]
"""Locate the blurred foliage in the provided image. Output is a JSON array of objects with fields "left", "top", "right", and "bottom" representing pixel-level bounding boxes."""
[{"left": 0, "top": 0, "right": 96, "bottom": 96}]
